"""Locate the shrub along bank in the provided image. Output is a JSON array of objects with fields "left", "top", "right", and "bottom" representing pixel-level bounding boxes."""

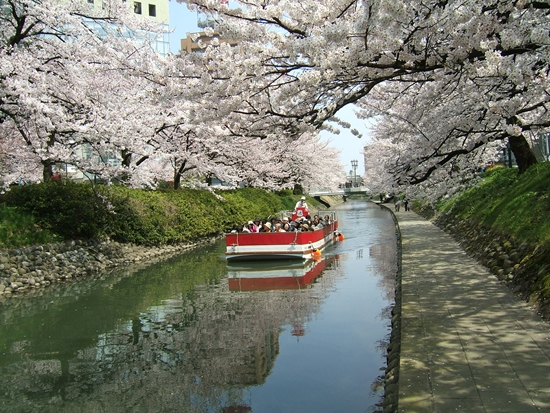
[
  {"left": 426, "top": 162, "right": 550, "bottom": 318},
  {"left": 0, "top": 183, "right": 317, "bottom": 248}
]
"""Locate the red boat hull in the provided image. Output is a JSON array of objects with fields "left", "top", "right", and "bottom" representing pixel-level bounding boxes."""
[{"left": 225, "top": 220, "right": 339, "bottom": 261}]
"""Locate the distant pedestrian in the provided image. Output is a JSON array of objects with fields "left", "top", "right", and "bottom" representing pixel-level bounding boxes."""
[
  {"left": 403, "top": 199, "right": 410, "bottom": 211},
  {"left": 394, "top": 200, "right": 402, "bottom": 212}
]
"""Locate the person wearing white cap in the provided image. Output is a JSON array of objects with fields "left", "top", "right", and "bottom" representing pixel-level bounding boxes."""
[{"left": 295, "top": 195, "right": 308, "bottom": 210}]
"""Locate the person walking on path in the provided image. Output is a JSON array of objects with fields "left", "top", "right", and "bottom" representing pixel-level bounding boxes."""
[{"left": 394, "top": 199, "right": 402, "bottom": 212}]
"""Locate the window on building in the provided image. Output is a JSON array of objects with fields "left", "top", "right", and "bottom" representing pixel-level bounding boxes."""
[
  {"left": 148, "top": 4, "right": 156, "bottom": 17},
  {"left": 87, "top": 0, "right": 94, "bottom": 3},
  {"left": 134, "top": 2, "right": 142, "bottom": 14}
]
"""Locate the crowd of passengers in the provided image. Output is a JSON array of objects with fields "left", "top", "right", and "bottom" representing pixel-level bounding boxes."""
[{"left": 232, "top": 214, "right": 333, "bottom": 234}]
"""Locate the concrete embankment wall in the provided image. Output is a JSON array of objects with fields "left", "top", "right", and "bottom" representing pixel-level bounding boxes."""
[
  {"left": 314, "top": 195, "right": 345, "bottom": 208},
  {"left": 379, "top": 205, "right": 401, "bottom": 413}
]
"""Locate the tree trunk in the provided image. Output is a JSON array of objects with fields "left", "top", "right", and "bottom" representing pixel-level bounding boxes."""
[
  {"left": 293, "top": 184, "right": 304, "bottom": 195},
  {"left": 121, "top": 149, "right": 132, "bottom": 168},
  {"left": 173, "top": 171, "right": 181, "bottom": 190},
  {"left": 508, "top": 135, "right": 538, "bottom": 174},
  {"left": 173, "top": 160, "right": 188, "bottom": 190},
  {"left": 42, "top": 160, "right": 54, "bottom": 182}
]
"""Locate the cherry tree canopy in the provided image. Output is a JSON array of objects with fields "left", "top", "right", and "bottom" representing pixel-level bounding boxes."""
[
  {"left": 0, "top": 0, "right": 344, "bottom": 191},
  {"left": 0, "top": 0, "right": 169, "bottom": 185},
  {"left": 179, "top": 0, "right": 549, "bottom": 194},
  {"left": 3, "top": 0, "right": 549, "bottom": 197}
]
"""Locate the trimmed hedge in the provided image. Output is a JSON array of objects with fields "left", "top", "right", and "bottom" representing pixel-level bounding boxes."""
[
  {"left": 1, "top": 182, "right": 287, "bottom": 247},
  {"left": 0, "top": 205, "right": 61, "bottom": 249},
  {"left": 1, "top": 182, "right": 109, "bottom": 240}
]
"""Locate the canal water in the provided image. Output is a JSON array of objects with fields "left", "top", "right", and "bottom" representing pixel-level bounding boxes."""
[{"left": 0, "top": 201, "right": 397, "bottom": 413}]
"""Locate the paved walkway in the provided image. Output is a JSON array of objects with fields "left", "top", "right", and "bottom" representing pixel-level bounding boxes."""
[{"left": 396, "top": 211, "right": 550, "bottom": 412}]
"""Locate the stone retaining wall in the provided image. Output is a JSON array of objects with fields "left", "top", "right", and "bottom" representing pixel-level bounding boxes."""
[
  {"left": 0, "top": 238, "right": 218, "bottom": 298},
  {"left": 382, "top": 205, "right": 401, "bottom": 413},
  {"left": 433, "top": 213, "right": 550, "bottom": 318}
]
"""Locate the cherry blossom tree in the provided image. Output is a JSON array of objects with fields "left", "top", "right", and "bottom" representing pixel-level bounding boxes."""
[
  {"left": 0, "top": 0, "right": 167, "bottom": 186},
  {"left": 228, "top": 132, "right": 344, "bottom": 190},
  {"left": 4, "top": 0, "right": 548, "bottom": 197},
  {"left": 154, "top": 45, "right": 345, "bottom": 190},
  {"left": 357, "top": 72, "right": 512, "bottom": 195},
  {"left": 177, "top": 0, "right": 549, "bottom": 193}
]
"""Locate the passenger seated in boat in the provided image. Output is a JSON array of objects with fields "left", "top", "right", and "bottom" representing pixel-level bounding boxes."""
[
  {"left": 323, "top": 215, "right": 331, "bottom": 225},
  {"left": 252, "top": 218, "right": 262, "bottom": 232},
  {"left": 274, "top": 223, "right": 285, "bottom": 232},
  {"left": 312, "top": 215, "right": 323, "bottom": 229},
  {"left": 243, "top": 220, "right": 258, "bottom": 233},
  {"left": 260, "top": 222, "right": 272, "bottom": 233}
]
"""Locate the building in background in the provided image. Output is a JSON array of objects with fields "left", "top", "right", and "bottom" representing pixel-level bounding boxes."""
[
  {"left": 131, "top": 0, "right": 170, "bottom": 55},
  {"left": 533, "top": 133, "right": 550, "bottom": 162},
  {"left": 179, "top": 7, "right": 236, "bottom": 54},
  {"left": 180, "top": 32, "right": 237, "bottom": 53},
  {"left": 84, "top": 0, "right": 170, "bottom": 56}
]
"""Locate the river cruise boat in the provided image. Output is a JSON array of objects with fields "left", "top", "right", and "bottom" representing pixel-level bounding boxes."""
[{"left": 225, "top": 211, "right": 339, "bottom": 261}]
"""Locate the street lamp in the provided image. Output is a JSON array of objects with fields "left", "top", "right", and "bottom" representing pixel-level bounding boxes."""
[{"left": 351, "top": 160, "right": 358, "bottom": 187}]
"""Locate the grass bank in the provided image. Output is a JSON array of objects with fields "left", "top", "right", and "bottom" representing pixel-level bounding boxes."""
[
  {"left": 431, "top": 162, "right": 550, "bottom": 316},
  {"left": 438, "top": 163, "right": 550, "bottom": 248},
  {"left": 0, "top": 183, "right": 322, "bottom": 250}
]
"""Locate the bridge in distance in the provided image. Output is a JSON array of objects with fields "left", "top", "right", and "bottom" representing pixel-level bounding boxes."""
[{"left": 308, "top": 186, "right": 370, "bottom": 197}]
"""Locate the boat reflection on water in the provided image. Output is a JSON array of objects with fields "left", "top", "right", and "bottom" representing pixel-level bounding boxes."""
[{"left": 227, "top": 256, "right": 336, "bottom": 292}]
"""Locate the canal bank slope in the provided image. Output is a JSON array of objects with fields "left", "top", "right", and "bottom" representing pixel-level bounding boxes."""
[
  {"left": 393, "top": 210, "right": 550, "bottom": 412},
  {"left": 0, "top": 194, "right": 345, "bottom": 298}
]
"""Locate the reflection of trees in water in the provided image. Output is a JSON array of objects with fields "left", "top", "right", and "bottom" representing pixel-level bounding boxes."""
[
  {"left": 0, "top": 258, "right": 344, "bottom": 412},
  {"left": 369, "top": 240, "right": 397, "bottom": 303},
  {"left": 369, "top": 233, "right": 398, "bottom": 411}
]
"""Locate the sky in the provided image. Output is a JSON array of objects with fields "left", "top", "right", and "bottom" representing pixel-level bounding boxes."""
[{"left": 168, "top": 1, "right": 372, "bottom": 176}]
